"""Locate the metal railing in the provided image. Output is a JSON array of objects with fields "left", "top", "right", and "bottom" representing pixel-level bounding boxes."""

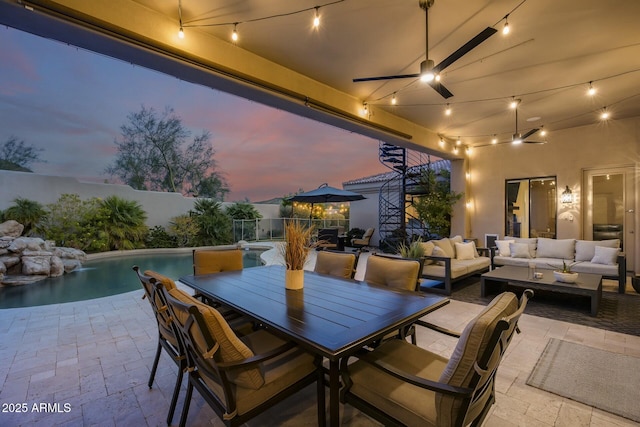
[{"left": 232, "top": 218, "right": 350, "bottom": 242}]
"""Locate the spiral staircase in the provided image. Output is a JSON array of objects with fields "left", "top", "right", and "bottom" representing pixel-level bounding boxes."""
[{"left": 377, "top": 142, "right": 432, "bottom": 250}]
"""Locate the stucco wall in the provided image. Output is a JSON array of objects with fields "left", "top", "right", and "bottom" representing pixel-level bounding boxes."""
[
  {"left": 468, "top": 116, "right": 639, "bottom": 272},
  {"left": 342, "top": 181, "right": 381, "bottom": 246},
  {"left": 0, "top": 171, "right": 280, "bottom": 228}
]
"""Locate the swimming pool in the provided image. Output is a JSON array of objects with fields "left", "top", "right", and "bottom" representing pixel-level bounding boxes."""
[{"left": 0, "top": 249, "right": 266, "bottom": 309}]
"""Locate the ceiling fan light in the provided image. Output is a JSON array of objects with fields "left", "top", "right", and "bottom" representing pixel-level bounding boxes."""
[
  {"left": 420, "top": 60, "right": 435, "bottom": 82},
  {"left": 512, "top": 134, "right": 522, "bottom": 144}
]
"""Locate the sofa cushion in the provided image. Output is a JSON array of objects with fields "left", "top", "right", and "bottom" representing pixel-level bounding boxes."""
[
  {"left": 420, "top": 241, "right": 435, "bottom": 256},
  {"left": 591, "top": 246, "right": 619, "bottom": 265},
  {"left": 509, "top": 242, "right": 532, "bottom": 259},
  {"left": 434, "top": 238, "right": 455, "bottom": 258},
  {"left": 422, "top": 262, "right": 469, "bottom": 279},
  {"left": 575, "top": 239, "right": 620, "bottom": 262},
  {"left": 495, "top": 239, "right": 515, "bottom": 257},
  {"left": 455, "top": 242, "right": 476, "bottom": 260},
  {"left": 572, "top": 262, "right": 619, "bottom": 276},
  {"left": 537, "top": 238, "right": 575, "bottom": 259}
]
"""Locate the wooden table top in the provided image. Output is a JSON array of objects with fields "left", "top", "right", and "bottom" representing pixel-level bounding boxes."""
[{"left": 180, "top": 265, "right": 449, "bottom": 359}]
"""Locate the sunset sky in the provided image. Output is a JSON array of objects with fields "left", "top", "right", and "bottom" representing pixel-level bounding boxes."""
[{"left": 0, "top": 26, "right": 389, "bottom": 202}]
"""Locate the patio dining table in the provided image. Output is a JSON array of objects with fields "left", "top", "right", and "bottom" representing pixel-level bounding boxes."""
[{"left": 179, "top": 264, "right": 448, "bottom": 426}]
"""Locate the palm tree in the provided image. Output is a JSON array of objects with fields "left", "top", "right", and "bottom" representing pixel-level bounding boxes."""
[
  {"left": 99, "top": 196, "right": 148, "bottom": 250},
  {"left": 4, "top": 197, "right": 47, "bottom": 236},
  {"left": 191, "top": 199, "right": 232, "bottom": 246}
]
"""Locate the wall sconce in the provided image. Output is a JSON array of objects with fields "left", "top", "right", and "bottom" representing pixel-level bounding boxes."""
[{"left": 561, "top": 185, "right": 573, "bottom": 204}]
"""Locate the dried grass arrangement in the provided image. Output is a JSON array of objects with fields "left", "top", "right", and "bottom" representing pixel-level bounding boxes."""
[{"left": 280, "top": 220, "right": 315, "bottom": 270}]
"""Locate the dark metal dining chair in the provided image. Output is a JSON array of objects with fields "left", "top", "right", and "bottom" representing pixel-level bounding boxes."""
[
  {"left": 340, "top": 289, "right": 533, "bottom": 427},
  {"left": 132, "top": 266, "right": 185, "bottom": 426},
  {"left": 157, "top": 281, "right": 326, "bottom": 427}
]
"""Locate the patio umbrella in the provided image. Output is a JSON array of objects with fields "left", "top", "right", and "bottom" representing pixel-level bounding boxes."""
[{"left": 288, "top": 183, "right": 365, "bottom": 218}]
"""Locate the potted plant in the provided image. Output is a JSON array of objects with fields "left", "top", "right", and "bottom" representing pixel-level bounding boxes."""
[
  {"left": 550, "top": 260, "right": 580, "bottom": 283},
  {"left": 398, "top": 238, "right": 426, "bottom": 259},
  {"left": 280, "top": 220, "right": 314, "bottom": 290}
]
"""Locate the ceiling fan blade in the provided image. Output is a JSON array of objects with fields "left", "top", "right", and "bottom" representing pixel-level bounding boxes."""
[
  {"left": 353, "top": 73, "right": 420, "bottom": 82},
  {"left": 432, "top": 27, "right": 498, "bottom": 73},
  {"left": 428, "top": 81, "right": 454, "bottom": 98},
  {"left": 523, "top": 140, "right": 546, "bottom": 144},
  {"left": 520, "top": 128, "right": 539, "bottom": 140}
]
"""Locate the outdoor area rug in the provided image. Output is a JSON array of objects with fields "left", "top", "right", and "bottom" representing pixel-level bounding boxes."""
[
  {"left": 448, "top": 278, "right": 640, "bottom": 336},
  {"left": 527, "top": 338, "right": 640, "bottom": 422}
]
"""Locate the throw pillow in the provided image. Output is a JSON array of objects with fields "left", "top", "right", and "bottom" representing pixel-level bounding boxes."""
[
  {"left": 420, "top": 241, "right": 435, "bottom": 265},
  {"left": 509, "top": 242, "right": 531, "bottom": 258},
  {"left": 495, "top": 239, "right": 515, "bottom": 257},
  {"left": 455, "top": 242, "right": 476, "bottom": 260},
  {"left": 432, "top": 246, "right": 449, "bottom": 265},
  {"left": 591, "top": 246, "right": 619, "bottom": 265},
  {"left": 434, "top": 237, "right": 455, "bottom": 258}
]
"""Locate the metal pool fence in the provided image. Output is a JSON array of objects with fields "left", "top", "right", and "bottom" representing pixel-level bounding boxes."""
[{"left": 232, "top": 218, "right": 350, "bottom": 242}]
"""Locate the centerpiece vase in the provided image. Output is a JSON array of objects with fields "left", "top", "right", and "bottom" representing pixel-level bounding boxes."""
[{"left": 285, "top": 269, "right": 304, "bottom": 290}]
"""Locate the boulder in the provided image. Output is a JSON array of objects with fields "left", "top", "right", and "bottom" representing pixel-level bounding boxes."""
[
  {"left": 52, "top": 247, "right": 87, "bottom": 261},
  {"left": 21, "top": 255, "right": 51, "bottom": 276},
  {"left": 0, "top": 262, "right": 6, "bottom": 274},
  {"left": 62, "top": 259, "right": 83, "bottom": 273},
  {"left": 0, "top": 256, "right": 20, "bottom": 269},
  {"left": 50, "top": 256, "right": 65, "bottom": 277},
  {"left": 0, "top": 220, "right": 24, "bottom": 238},
  {"left": 8, "top": 237, "right": 46, "bottom": 253}
]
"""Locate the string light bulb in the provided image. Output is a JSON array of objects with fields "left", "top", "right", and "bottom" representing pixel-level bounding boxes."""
[
  {"left": 362, "top": 102, "right": 368, "bottom": 116},
  {"left": 439, "top": 139, "right": 445, "bottom": 148},
  {"left": 587, "top": 81, "right": 596, "bottom": 96},
  {"left": 444, "top": 104, "right": 451, "bottom": 116},
  {"left": 502, "top": 14, "right": 510, "bottom": 35},
  {"left": 492, "top": 135, "right": 498, "bottom": 144},
  {"left": 232, "top": 23, "right": 239, "bottom": 42},
  {"left": 456, "top": 137, "right": 461, "bottom": 146},
  {"left": 178, "top": 0, "right": 184, "bottom": 39},
  {"left": 540, "top": 126, "right": 547, "bottom": 137},
  {"left": 313, "top": 7, "right": 320, "bottom": 28},
  {"left": 453, "top": 146, "right": 459, "bottom": 154},
  {"left": 600, "top": 106, "right": 610, "bottom": 120},
  {"left": 391, "top": 93, "right": 397, "bottom": 105}
]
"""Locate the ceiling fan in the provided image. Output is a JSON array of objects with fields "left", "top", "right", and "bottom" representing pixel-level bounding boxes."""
[
  {"left": 510, "top": 101, "right": 544, "bottom": 144},
  {"left": 352, "top": 0, "right": 497, "bottom": 99}
]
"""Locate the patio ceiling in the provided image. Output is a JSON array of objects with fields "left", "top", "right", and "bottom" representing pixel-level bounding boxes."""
[{"left": 1, "top": 0, "right": 639, "bottom": 156}]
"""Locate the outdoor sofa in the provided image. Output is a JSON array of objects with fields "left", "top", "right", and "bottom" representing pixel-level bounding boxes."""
[
  {"left": 419, "top": 235, "right": 492, "bottom": 295},
  {"left": 492, "top": 237, "right": 626, "bottom": 293}
]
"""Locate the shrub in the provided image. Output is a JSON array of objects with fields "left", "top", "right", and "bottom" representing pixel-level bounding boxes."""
[
  {"left": 226, "top": 201, "right": 262, "bottom": 241},
  {"left": 146, "top": 225, "right": 177, "bottom": 248},
  {"left": 169, "top": 214, "right": 199, "bottom": 247},
  {"left": 98, "top": 196, "right": 148, "bottom": 250},
  {"left": 191, "top": 199, "right": 232, "bottom": 246},
  {"left": 3, "top": 197, "right": 47, "bottom": 236}
]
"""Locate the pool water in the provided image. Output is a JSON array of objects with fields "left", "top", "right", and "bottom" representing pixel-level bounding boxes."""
[{"left": 0, "top": 250, "right": 265, "bottom": 309}]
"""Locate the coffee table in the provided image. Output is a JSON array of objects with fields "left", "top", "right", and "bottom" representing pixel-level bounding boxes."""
[{"left": 481, "top": 266, "right": 602, "bottom": 316}]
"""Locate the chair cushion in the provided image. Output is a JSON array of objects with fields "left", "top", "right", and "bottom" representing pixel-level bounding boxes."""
[
  {"left": 201, "top": 329, "right": 316, "bottom": 416},
  {"left": 194, "top": 249, "right": 243, "bottom": 275},
  {"left": 348, "top": 339, "right": 446, "bottom": 426},
  {"left": 168, "top": 288, "right": 265, "bottom": 390},
  {"left": 314, "top": 251, "right": 356, "bottom": 279},
  {"left": 364, "top": 256, "right": 420, "bottom": 291},
  {"left": 437, "top": 292, "right": 519, "bottom": 425},
  {"left": 144, "top": 270, "right": 177, "bottom": 291}
]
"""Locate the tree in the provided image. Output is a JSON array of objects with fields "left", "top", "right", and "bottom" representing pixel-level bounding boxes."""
[
  {"left": 190, "top": 199, "right": 232, "bottom": 246},
  {"left": 105, "top": 106, "right": 229, "bottom": 200},
  {"left": 98, "top": 196, "right": 148, "bottom": 250},
  {"left": 412, "top": 167, "right": 463, "bottom": 238},
  {"left": 0, "top": 136, "right": 45, "bottom": 171}
]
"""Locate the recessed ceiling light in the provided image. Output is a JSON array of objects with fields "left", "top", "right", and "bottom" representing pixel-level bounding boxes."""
[{"left": 526, "top": 116, "right": 541, "bottom": 122}]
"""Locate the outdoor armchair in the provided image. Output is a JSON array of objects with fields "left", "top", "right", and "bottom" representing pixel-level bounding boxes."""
[
  {"left": 339, "top": 289, "right": 533, "bottom": 427},
  {"left": 316, "top": 228, "right": 339, "bottom": 250},
  {"left": 351, "top": 227, "right": 374, "bottom": 251},
  {"left": 158, "top": 282, "right": 326, "bottom": 427}
]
